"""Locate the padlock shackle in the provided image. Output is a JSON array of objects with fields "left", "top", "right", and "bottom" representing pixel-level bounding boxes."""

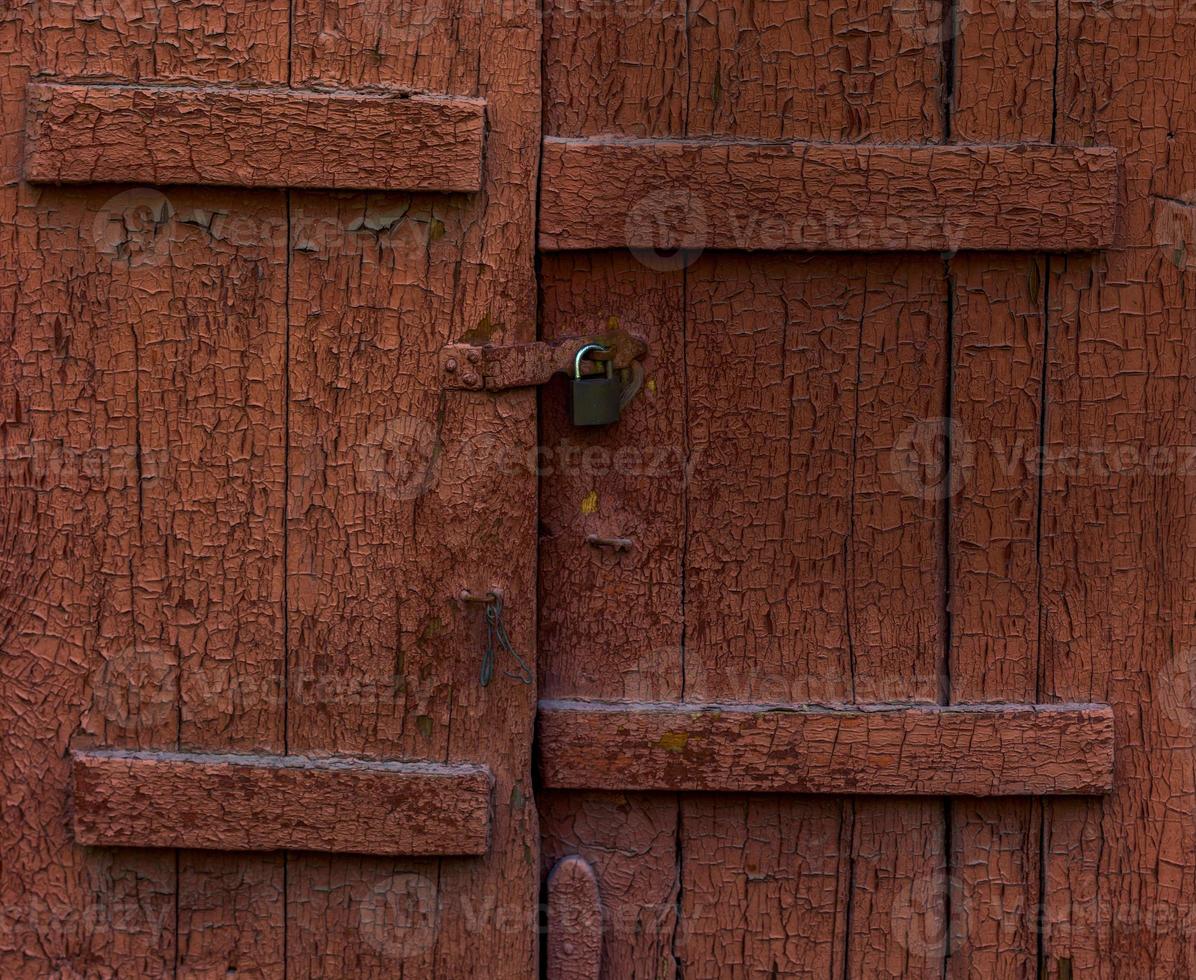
[{"left": 573, "top": 342, "right": 609, "bottom": 379}]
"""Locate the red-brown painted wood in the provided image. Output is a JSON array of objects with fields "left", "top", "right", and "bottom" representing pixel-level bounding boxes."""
[
  {"left": 72, "top": 750, "right": 492, "bottom": 855},
  {"left": 284, "top": 0, "right": 542, "bottom": 975},
  {"left": 539, "top": 139, "right": 1120, "bottom": 252},
  {"left": 538, "top": 701, "right": 1115, "bottom": 796},
  {"left": 1, "top": 4, "right": 295, "bottom": 973},
  {"left": 24, "top": 82, "right": 485, "bottom": 190},
  {"left": 536, "top": 1, "right": 953, "bottom": 976},
  {"left": 948, "top": 9, "right": 1058, "bottom": 969},
  {"left": 1037, "top": 3, "right": 1196, "bottom": 976},
  {"left": 546, "top": 855, "right": 603, "bottom": 980},
  {"left": 1, "top": 0, "right": 539, "bottom": 975}
]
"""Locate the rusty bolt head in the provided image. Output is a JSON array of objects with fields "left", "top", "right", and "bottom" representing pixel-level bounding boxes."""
[{"left": 444, "top": 358, "right": 458, "bottom": 374}]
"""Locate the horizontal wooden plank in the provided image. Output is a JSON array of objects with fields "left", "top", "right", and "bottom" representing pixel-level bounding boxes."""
[
  {"left": 24, "top": 82, "right": 485, "bottom": 191},
  {"left": 539, "top": 139, "right": 1120, "bottom": 252},
  {"left": 71, "top": 749, "right": 492, "bottom": 855},
  {"left": 537, "top": 700, "right": 1115, "bottom": 796}
]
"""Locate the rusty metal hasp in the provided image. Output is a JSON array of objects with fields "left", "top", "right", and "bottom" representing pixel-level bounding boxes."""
[{"left": 439, "top": 329, "right": 647, "bottom": 392}]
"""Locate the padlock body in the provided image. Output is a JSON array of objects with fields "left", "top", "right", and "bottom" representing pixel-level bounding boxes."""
[{"left": 570, "top": 375, "right": 622, "bottom": 426}]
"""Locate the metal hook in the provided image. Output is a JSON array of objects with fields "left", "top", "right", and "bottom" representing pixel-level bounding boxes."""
[{"left": 460, "top": 589, "right": 531, "bottom": 687}]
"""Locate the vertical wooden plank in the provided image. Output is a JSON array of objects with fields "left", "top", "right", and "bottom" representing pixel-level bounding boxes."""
[
  {"left": 538, "top": 248, "right": 686, "bottom": 974},
  {"left": 288, "top": 0, "right": 542, "bottom": 974},
  {"left": 544, "top": 0, "right": 687, "bottom": 137},
  {"left": 683, "top": 6, "right": 947, "bottom": 977},
  {"left": 684, "top": 253, "right": 856, "bottom": 709},
  {"left": 130, "top": 187, "right": 288, "bottom": 977},
  {"left": 1, "top": 2, "right": 291, "bottom": 973},
  {"left": 1041, "top": 4, "right": 1196, "bottom": 973},
  {"left": 946, "top": 255, "right": 1046, "bottom": 978},
  {"left": 948, "top": 0, "right": 1058, "bottom": 974},
  {"left": 841, "top": 255, "right": 949, "bottom": 979},
  {"left": 687, "top": 0, "right": 941, "bottom": 141},
  {"left": 539, "top": 252, "right": 685, "bottom": 702},
  {"left": 0, "top": 187, "right": 176, "bottom": 976},
  {"left": 537, "top": 2, "right": 690, "bottom": 973},
  {"left": 680, "top": 796, "right": 850, "bottom": 978}
]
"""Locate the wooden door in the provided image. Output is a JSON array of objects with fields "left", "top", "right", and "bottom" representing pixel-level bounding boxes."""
[
  {"left": 534, "top": 2, "right": 1193, "bottom": 979},
  {"left": 3, "top": 1, "right": 1193, "bottom": 978},
  {"left": 1, "top": 0, "right": 540, "bottom": 976}
]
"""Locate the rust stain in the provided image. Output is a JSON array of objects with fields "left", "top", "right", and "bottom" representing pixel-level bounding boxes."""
[{"left": 657, "top": 731, "right": 689, "bottom": 753}]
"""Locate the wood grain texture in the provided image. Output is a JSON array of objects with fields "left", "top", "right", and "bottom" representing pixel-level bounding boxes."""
[
  {"left": 536, "top": 3, "right": 953, "bottom": 976},
  {"left": 129, "top": 185, "right": 290, "bottom": 978},
  {"left": 32, "top": 0, "right": 290, "bottom": 84},
  {"left": 947, "top": 255, "right": 1048, "bottom": 980},
  {"left": 546, "top": 854, "right": 603, "bottom": 980},
  {"left": 539, "top": 139, "right": 1120, "bottom": 252},
  {"left": 537, "top": 253, "right": 685, "bottom": 976},
  {"left": 679, "top": 31, "right": 949, "bottom": 968},
  {"left": 285, "top": 0, "right": 542, "bottom": 974},
  {"left": 685, "top": 0, "right": 942, "bottom": 141},
  {"left": 683, "top": 252, "right": 860, "bottom": 978},
  {"left": 72, "top": 749, "right": 492, "bottom": 855},
  {"left": 538, "top": 701, "right": 1115, "bottom": 796},
  {"left": 1038, "top": 1, "right": 1196, "bottom": 975},
  {"left": 539, "top": 253, "right": 685, "bottom": 701},
  {"left": 948, "top": 0, "right": 1058, "bottom": 967},
  {"left": 24, "top": 82, "right": 485, "bottom": 190},
  {"left": 1, "top": 2, "right": 294, "bottom": 972}
]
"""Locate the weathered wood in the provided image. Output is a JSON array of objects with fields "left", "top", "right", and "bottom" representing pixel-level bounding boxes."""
[
  {"left": 539, "top": 139, "right": 1120, "bottom": 252},
  {"left": 536, "top": 3, "right": 952, "bottom": 976},
  {"left": 4, "top": 54, "right": 290, "bottom": 980},
  {"left": 546, "top": 855, "right": 602, "bottom": 980},
  {"left": 72, "top": 750, "right": 492, "bottom": 856},
  {"left": 1040, "top": 2, "right": 1196, "bottom": 975},
  {"left": 948, "top": 255, "right": 1049, "bottom": 980},
  {"left": 539, "top": 791, "right": 679, "bottom": 979},
  {"left": 683, "top": 11, "right": 951, "bottom": 971},
  {"left": 24, "top": 82, "right": 485, "bottom": 190},
  {"left": 131, "top": 185, "right": 290, "bottom": 975},
  {"left": 538, "top": 701, "right": 1115, "bottom": 796},
  {"left": 285, "top": 0, "right": 542, "bottom": 974},
  {"left": 685, "top": 253, "right": 862, "bottom": 976},
  {"left": 538, "top": 251, "right": 686, "bottom": 976},
  {"left": 949, "top": 0, "right": 1058, "bottom": 968}
]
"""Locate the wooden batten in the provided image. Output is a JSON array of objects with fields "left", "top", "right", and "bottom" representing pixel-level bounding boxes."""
[
  {"left": 537, "top": 700, "right": 1115, "bottom": 797},
  {"left": 71, "top": 749, "right": 493, "bottom": 856},
  {"left": 539, "top": 139, "right": 1120, "bottom": 252},
  {"left": 24, "top": 82, "right": 485, "bottom": 191}
]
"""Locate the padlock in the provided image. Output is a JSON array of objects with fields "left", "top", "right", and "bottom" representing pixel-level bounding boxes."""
[{"left": 570, "top": 342, "right": 622, "bottom": 427}]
